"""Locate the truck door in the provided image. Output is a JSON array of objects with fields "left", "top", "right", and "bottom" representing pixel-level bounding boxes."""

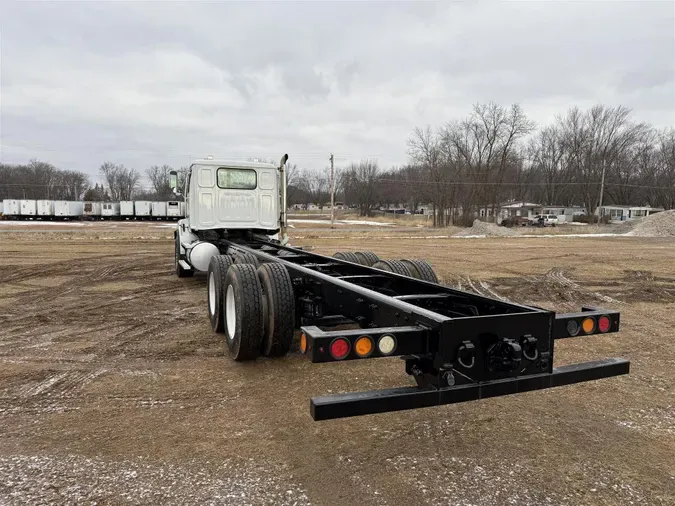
[{"left": 257, "top": 168, "right": 277, "bottom": 228}]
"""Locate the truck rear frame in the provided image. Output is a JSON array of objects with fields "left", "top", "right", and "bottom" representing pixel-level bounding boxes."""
[{"left": 181, "top": 233, "right": 629, "bottom": 421}]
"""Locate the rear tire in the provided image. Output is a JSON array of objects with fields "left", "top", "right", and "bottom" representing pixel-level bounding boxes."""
[
  {"left": 354, "top": 251, "right": 379, "bottom": 266},
  {"left": 175, "top": 233, "right": 194, "bottom": 278},
  {"left": 232, "top": 250, "right": 260, "bottom": 267},
  {"left": 333, "top": 251, "right": 360, "bottom": 263},
  {"left": 372, "top": 259, "right": 412, "bottom": 276},
  {"left": 257, "top": 263, "right": 295, "bottom": 357},
  {"left": 224, "top": 264, "right": 264, "bottom": 361},
  {"left": 400, "top": 259, "right": 439, "bottom": 283},
  {"left": 207, "top": 255, "right": 234, "bottom": 333}
]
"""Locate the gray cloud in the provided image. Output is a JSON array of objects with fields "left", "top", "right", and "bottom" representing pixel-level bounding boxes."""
[{"left": 1, "top": 0, "right": 673, "bottom": 182}]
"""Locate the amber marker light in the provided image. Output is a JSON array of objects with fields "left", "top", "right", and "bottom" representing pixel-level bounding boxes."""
[
  {"left": 582, "top": 317, "right": 596, "bottom": 334},
  {"left": 354, "top": 336, "right": 374, "bottom": 358}
]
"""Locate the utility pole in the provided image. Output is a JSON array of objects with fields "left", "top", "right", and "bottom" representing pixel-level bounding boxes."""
[
  {"left": 329, "top": 153, "right": 335, "bottom": 228},
  {"left": 598, "top": 158, "right": 606, "bottom": 211}
]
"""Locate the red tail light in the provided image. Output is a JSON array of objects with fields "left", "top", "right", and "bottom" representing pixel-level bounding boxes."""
[
  {"left": 329, "top": 338, "right": 350, "bottom": 360},
  {"left": 598, "top": 316, "right": 611, "bottom": 333}
]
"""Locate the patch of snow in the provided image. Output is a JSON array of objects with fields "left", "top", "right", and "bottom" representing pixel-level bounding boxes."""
[
  {"left": 0, "top": 221, "right": 87, "bottom": 227},
  {"left": 288, "top": 219, "right": 394, "bottom": 227},
  {"left": 340, "top": 220, "right": 395, "bottom": 227}
]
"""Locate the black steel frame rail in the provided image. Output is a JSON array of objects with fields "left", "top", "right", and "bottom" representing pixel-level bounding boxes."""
[{"left": 311, "top": 358, "right": 630, "bottom": 420}]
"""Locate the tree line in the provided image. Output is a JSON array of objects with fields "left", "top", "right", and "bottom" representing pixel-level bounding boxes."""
[
  {"left": 288, "top": 103, "right": 674, "bottom": 226},
  {"left": 0, "top": 162, "right": 185, "bottom": 202},
  {"left": 2, "top": 103, "right": 673, "bottom": 225}
]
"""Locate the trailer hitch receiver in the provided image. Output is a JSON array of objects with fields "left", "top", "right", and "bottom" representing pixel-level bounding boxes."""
[{"left": 487, "top": 338, "right": 522, "bottom": 373}]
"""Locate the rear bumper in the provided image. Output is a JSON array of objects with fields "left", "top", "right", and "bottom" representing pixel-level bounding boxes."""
[{"left": 310, "top": 358, "right": 629, "bottom": 421}]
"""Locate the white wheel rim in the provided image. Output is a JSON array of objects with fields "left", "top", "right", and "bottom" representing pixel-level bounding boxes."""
[
  {"left": 226, "top": 284, "right": 236, "bottom": 338},
  {"left": 208, "top": 273, "right": 216, "bottom": 315}
]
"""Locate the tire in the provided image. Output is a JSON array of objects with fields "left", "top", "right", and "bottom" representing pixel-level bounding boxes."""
[
  {"left": 257, "top": 263, "right": 295, "bottom": 357},
  {"left": 333, "top": 251, "right": 360, "bottom": 263},
  {"left": 175, "top": 233, "right": 194, "bottom": 278},
  {"left": 232, "top": 250, "right": 259, "bottom": 267},
  {"left": 207, "top": 255, "right": 234, "bottom": 333},
  {"left": 400, "top": 259, "right": 439, "bottom": 284},
  {"left": 354, "top": 251, "right": 379, "bottom": 266},
  {"left": 223, "top": 264, "right": 264, "bottom": 361},
  {"left": 372, "top": 259, "right": 412, "bottom": 277}
]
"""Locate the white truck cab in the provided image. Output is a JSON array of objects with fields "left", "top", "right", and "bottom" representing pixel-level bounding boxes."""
[
  {"left": 183, "top": 159, "right": 280, "bottom": 232},
  {"left": 170, "top": 155, "right": 289, "bottom": 276}
]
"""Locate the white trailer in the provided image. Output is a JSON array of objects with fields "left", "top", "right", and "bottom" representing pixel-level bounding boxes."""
[
  {"left": 20, "top": 200, "right": 37, "bottom": 218},
  {"left": 102, "top": 202, "right": 121, "bottom": 219},
  {"left": 120, "top": 201, "right": 135, "bottom": 219},
  {"left": 167, "top": 201, "right": 182, "bottom": 219},
  {"left": 83, "top": 201, "right": 102, "bottom": 219},
  {"left": 3, "top": 199, "right": 20, "bottom": 218},
  {"left": 151, "top": 201, "right": 167, "bottom": 219},
  {"left": 37, "top": 200, "right": 54, "bottom": 218},
  {"left": 180, "top": 201, "right": 186, "bottom": 218},
  {"left": 54, "top": 201, "right": 83, "bottom": 219},
  {"left": 134, "top": 201, "right": 151, "bottom": 219}
]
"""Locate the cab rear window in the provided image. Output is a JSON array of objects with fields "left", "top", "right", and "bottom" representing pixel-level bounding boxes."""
[{"left": 217, "top": 168, "right": 257, "bottom": 190}]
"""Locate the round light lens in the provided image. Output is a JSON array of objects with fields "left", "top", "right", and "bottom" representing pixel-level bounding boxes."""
[
  {"left": 582, "top": 317, "right": 596, "bottom": 334},
  {"left": 598, "top": 316, "right": 611, "bottom": 333},
  {"left": 378, "top": 335, "right": 396, "bottom": 355},
  {"left": 566, "top": 320, "right": 580, "bottom": 337},
  {"left": 300, "top": 333, "right": 307, "bottom": 354},
  {"left": 354, "top": 336, "right": 374, "bottom": 358},
  {"left": 329, "top": 338, "right": 350, "bottom": 360}
]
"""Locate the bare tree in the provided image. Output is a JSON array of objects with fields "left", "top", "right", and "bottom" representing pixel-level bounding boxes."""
[
  {"left": 296, "top": 169, "right": 330, "bottom": 209},
  {"left": 342, "top": 159, "right": 380, "bottom": 216},
  {"left": 99, "top": 162, "right": 140, "bottom": 201},
  {"left": 146, "top": 164, "right": 173, "bottom": 198}
]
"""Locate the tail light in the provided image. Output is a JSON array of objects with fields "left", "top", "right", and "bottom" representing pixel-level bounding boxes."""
[
  {"left": 377, "top": 335, "right": 397, "bottom": 355},
  {"left": 598, "top": 315, "right": 611, "bottom": 333},
  {"left": 329, "top": 337, "right": 351, "bottom": 360},
  {"left": 354, "top": 336, "right": 374, "bottom": 358},
  {"left": 582, "top": 317, "right": 596, "bottom": 334}
]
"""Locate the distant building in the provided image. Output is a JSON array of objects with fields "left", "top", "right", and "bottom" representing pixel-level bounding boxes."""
[
  {"left": 596, "top": 205, "right": 664, "bottom": 221},
  {"left": 498, "top": 202, "right": 541, "bottom": 223},
  {"left": 540, "top": 206, "right": 587, "bottom": 222}
]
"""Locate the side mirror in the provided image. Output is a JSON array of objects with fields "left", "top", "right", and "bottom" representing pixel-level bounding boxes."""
[{"left": 169, "top": 170, "right": 179, "bottom": 195}]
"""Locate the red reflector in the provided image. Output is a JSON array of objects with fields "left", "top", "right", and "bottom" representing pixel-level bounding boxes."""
[
  {"left": 598, "top": 316, "right": 611, "bottom": 333},
  {"left": 329, "top": 338, "right": 350, "bottom": 360}
]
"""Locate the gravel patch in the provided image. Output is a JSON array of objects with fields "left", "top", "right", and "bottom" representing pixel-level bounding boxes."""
[
  {"left": 454, "top": 220, "right": 517, "bottom": 237},
  {"left": 625, "top": 210, "right": 675, "bottom": 237},
  {"left": 0, "top": 454, "right": 311, "bottom": 505}
]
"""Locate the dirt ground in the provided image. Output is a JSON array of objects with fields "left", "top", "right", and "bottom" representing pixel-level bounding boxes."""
[{"left": 0, "top": 222, "right": 673, "bottom": 505}]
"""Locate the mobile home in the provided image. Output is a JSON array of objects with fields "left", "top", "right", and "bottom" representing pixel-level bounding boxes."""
[
  {"left": 83, "top": 201, "right": 102, "bottom": 219},
  {"left": 102, "top": 202, "right": 121, "bottom": 219},
  {"left": 134, "top": 201, "right": 151, "bottom": 219},
  {"left": 151, "top": 201, "right": 167, "bottom": 219},
  {"left": 120, "top": 201, "right": 135, "bottom": 219},
  {"left": 20, "top": 200, "right": 37, "bottom": 217},
  {"left": 2, "top": 199, "right": 20, "bottom": 218},
  {"left": 54, "top": 201, "right": 84, "bottom": 219},
  {"left": 167, "top": 201, "right": 182, "bottom": 219},
  {"left": 37, "top": 200, "right": 54, "bottom": 218}
]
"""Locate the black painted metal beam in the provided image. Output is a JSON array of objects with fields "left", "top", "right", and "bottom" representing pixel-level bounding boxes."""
[{"left": 310, "top": 358, "right": 630, "bottom": 421}]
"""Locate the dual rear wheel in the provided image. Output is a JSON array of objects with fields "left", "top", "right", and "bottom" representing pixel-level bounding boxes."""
[{"left": 207, "top": 254, "right": 295, "bottom": 361}]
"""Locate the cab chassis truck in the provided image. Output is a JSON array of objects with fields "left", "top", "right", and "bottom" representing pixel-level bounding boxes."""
[{"left": 170, "top": 156, "right": 629, "bottom": 421}]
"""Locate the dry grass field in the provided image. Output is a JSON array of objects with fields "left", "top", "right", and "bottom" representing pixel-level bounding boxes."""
[{"left": 0, "top": 221, "right": 673, "bottom": 505}]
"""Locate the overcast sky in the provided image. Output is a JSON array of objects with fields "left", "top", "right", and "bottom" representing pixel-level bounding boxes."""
[{"left": 1, "top": 1, "right": 674, "bottom": 185}]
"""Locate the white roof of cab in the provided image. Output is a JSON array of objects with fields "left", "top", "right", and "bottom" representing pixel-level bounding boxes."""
[{"left": 192, "top": 158, "right": 278, "bottom": 170}]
